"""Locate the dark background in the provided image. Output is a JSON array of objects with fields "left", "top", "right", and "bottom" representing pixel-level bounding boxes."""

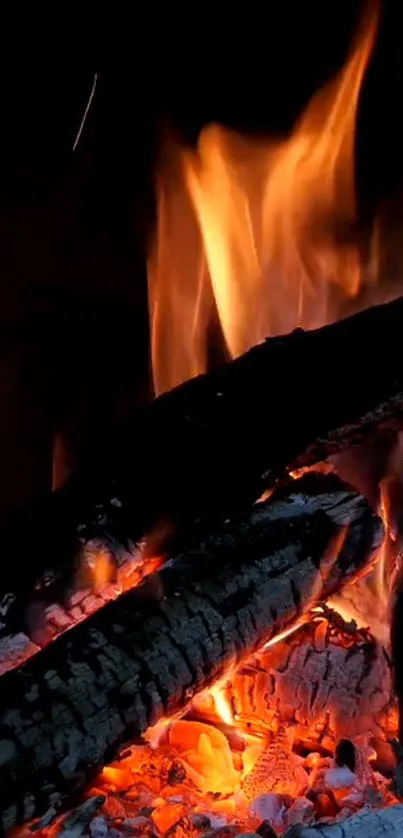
[{"left": 0, "top": 0, "right": 402, "bottom": 525}]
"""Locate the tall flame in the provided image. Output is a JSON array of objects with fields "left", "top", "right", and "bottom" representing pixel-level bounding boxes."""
[{"left": 148, "top": 3, "right": 379, "bottom": 395}]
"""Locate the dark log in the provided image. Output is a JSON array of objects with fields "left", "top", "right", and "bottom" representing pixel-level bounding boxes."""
[
  {"left": 3, "top": 294, "right": 403, "bottom": 625},
  {"left": 0, "top": 547, "right": 161, "bottom": 671},
  {"left": 0, "top": 474, "right": 381, "bottom": 833}
]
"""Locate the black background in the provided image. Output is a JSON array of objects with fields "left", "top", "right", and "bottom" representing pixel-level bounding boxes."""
[{"left": 0, "top": 0, "right": 402, "bottom": 524}]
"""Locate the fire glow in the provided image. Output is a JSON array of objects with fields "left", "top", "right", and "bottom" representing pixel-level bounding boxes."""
[
  {"left": 13, "top": 4, "right": 403, "bottom": 836},
  {"left": 31, "top": 607, "right": 398, "bottom": 838},
  {"left": 148, "top": 2, "right": 379, "bottom": 396}
]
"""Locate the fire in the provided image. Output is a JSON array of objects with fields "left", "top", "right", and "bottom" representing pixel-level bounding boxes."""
[
  {"left": 148, "top": 2, "right": 379, "bottom": 395},
  {"left": 24, "top": 605, "right": 398, "bottom": 837},
  {"left": 92, "top": 548, "right": 115, "bottom": 591},
  {"left": 70, "top": 610, "right": 396, "bottom": 838},
  {"left": 374, "top": 463, "right": 403, "bottom": 621},
  {"left": 325, "top": 450, "right": 403, "bottom": 648},
  {"left": 210, "top": 683, "right": 235, "bottom": 727}
]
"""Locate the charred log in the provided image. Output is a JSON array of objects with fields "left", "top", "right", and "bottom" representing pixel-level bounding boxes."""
[
  {"left": 3, "top": 294, "right": 403, "bottom": 607},
  {"left": 0, "top": 474, "right": 382, "bottom": 659},
  {"left": 0, "top": 547, "right": 162, "bottom": 670},
  {"left": 0, "top": 475, "right": 381, "bottom": 832},
  {"left": 218, "top": 609, "right": 396, "bottom": 756}
]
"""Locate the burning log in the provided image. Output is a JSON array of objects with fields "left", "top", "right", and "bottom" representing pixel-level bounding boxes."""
[
  {"left": 0, "top": 545, "right": 163, "bottom": 672},
  {"left": 3, "top": 294, "right": 403, "bottom": 610},
  {"left": 284, "top": 804, "right": 403, "bottom": 837},
  {"left": 0, "top": 474, "right": 381, "bottom": 832},
  {"left": 219, "top": 608, "right": 396, "bottom": 756},
  {"left": 0, "top": 472, "right": 382, "bottom": 662},
  {"left": 390, "top": 587, "right": 403, "bottom": 746}
]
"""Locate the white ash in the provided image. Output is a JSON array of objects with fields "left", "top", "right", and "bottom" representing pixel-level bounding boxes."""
[
  {"left": 249, "top": 794, "right": 286, "bottom": 831},
  {"left": 207, "top": 814, "right": 230, "bottom": 829},
  {"left": 89, "top": 816, "right": 109, "bottom": 838},
  {"left": 285, "top": 797, "right": 314, "bottom": 828},
  {"left": 324, "top": 766, "right": 357, "bottom": 790},
  {"left": 328, "top": 567, "right": 391, "bottom": 647},
  {"left": 0, "top": 592, "right": 15, "bottom": 617},
  {"left": 283, "top": 803, "right": 403, "bottom": 836},
  {"left": 0, "top": 632, "right": 39, "bottom": 675}
]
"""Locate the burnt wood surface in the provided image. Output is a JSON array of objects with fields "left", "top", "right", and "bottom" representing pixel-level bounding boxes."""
[
  {"left": 0, "top": 476, "right": 380, "bottom": 661},
  {"left": 3, "top": 294, "right": 403, "bottom": 616},
  {"left": 0, "top": 474, "right": 382, "bottom": 832},
  {"left": 223, "top": 610, "right": 395, "bottom": 755}
]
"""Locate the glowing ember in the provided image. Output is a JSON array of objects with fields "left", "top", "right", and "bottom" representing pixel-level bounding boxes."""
[
  {"left": 26, "top": 607, "right": 399, "bottom": 838},
  {"left": 0, "top": 549, "right": 165, "bottom": 674},
  {"left": 91, "top": 549, "right": 115, "bottom": 592},
  {"left": 241, "top": 725, "right": 301, "bottom": 799},
  {"left": 148, "top": 2, "right": 379, "bottom": 395},
  {"left": 12, "top": 5, "right": 403, "bottom": 835},
  {"left": 210, "top": 684, "right": 235, "bottom": 727}
]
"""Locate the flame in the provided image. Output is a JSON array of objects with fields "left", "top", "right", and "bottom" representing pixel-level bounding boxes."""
[
  {"left": 379, "top": 476, "right": 399, "bottom": 543},
  {"left": 262, "top": 620, "right": 306, "bottom": 650},
  {"left": 375, "top": 470, "right": 402, "bottom": 616},
  {"left": 91, "top": 549, "right": 114, "bottom": 591},
  {"left": 148, "top": 2, "right": 379, "bottom": 395},
  {"left": 24, "top": 608, "right": 398, "bottom": 838},
  {"left": 210, "top": 683, "right": 234, "bottom": 727},
  {"left": 327, "top": 457, "right": 403, "bottom": 647}
]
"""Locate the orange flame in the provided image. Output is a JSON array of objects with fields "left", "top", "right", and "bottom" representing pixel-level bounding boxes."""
[
  {"left": 92, "top": 549, "right": 115, "bottom": 592},
  {"left": 210, "top": 683, "right": 235, "bottom": 727},
  {"left": 375, "top": 474, "right": 402, "bottom": 613},
  {"left": 148, "top": 2, "right": 379, "bottom": 395}
]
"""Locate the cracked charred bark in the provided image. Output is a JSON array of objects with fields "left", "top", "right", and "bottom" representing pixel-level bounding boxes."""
[
  {"left": 0, "top": 475, "right": 382, "bottom": 832},
  {"left": 3, "top": 294, "right": 403, "bottom": 610},
  {"left": 228, "top": 613, "right": 395, "bottom": 753}
]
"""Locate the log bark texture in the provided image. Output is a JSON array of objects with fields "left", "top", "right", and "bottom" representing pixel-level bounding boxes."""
[
  {"left": 224, "top": 610, "right": 396, "bottom": 754},
  {"left": 284, "top": 804, "right": 403, "bottom": 836},
  {"left": 0, "top": 475, "right": 381, "bottom": 832},
  {"left": 3, "top": 294, "right": 403, "bottom": 609},
  {"left": 0, "top": 548, "right": 162, "bottom": 672}
]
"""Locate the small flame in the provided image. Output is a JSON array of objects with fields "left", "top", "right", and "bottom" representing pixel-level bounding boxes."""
[
  {"left": 262, "top": 621, "right": 305, "bottom": 650},
  {"left": 144, "top": 715, "right": 174, "bottom": 749},
  {"left": 210, "top": 683, "right": 234, "bottom": 726},
  {"left": 148, "top": 2, "right": 379, "bottom": 395},
  {"left": 379, "top": 476, "right": 399, "bottom": 543},
  {"left": 92, "top": 549, "right": 115, "bottom": 592},
  {"left": 329, "top": 455, "right": 403, "bottom": 646},
  {"left": 305, "top": 524, "right": 350, "bottom": 610},
  {"left": 375, "top": 471, "right": 402, "bottom": 617}
]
